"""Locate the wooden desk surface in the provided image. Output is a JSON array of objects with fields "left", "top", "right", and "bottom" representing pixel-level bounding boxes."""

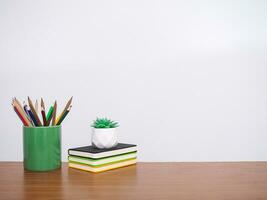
[{"left": 0, "top": 162, "right": 267, "bottom": 200}]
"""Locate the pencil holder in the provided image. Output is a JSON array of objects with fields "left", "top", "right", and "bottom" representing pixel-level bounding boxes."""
[{"left": 23, "top": 126, "right": 61, "bottom": 171}]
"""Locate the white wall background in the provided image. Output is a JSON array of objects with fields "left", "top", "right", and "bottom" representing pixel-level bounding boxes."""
[{"left": 0, "top": 0, "right": 267, "bottom": 162}]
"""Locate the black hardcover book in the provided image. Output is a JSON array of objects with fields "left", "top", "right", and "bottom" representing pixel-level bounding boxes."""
[{"left": 68, "top": 143, "right": 137, "bottom": 159}]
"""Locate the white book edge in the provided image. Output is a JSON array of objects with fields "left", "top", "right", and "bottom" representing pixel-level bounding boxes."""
[{"left": 69, "top": 146, "right": 137, "bottom": 159}]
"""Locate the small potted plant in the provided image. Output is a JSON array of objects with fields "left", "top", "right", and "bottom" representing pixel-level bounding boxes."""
[{"left": 91, "top": 118, "right": 119, "bottom": 149}]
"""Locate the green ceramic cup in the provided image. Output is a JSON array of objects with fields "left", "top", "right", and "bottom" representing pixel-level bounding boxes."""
[{"left": 23, "top": 126, "right": 61, "bottom": 171}]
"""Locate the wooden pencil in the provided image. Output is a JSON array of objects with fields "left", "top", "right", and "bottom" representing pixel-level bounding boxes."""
[
  {"left": 35, "top": 100, "right": 38, "bottom": 114},
  {"left": 56, "top": 97, "right": 73, "bottom": 124},
  {"left": 41, "top": 98, "right": 48, "bottom": 126},
  {"left": 23, "top": 101, "right": 34, "bottom": 126},
  {"left": 28, "top": 97, "right": 42, "bottom": 126},
  {"left": 41, "top": 109, "right": 47, "bottom": 126},
  {"left": 46, "top": 106, "right": 54, "bottom": 126},
  {"left": 41, "top": 98, "right": 45, "bottom": 111},
  {"left": 14, "top": 98, "right": 25, "bottom": 112},
  {"left": 56, "top": 106, "right": 71, "bottom": 125},
  {"left": 14, "top": 98, "right": 29, "bottom": 119},
  {"left": 28, "top": 109, "right": 38, "bottom": 126},
  {"left": 13, "top": 98, "right": 32, "bottom": 126},
  {"left": 52, "top": 101, "right": 57, "bottom": 126},
  {"left": 12, "top": 103, "right": 29, "bottom": 126}
]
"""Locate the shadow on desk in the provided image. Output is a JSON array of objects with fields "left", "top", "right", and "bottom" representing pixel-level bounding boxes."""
[{"left": 66, "top": 164, "right": 138, "bottom": 199}]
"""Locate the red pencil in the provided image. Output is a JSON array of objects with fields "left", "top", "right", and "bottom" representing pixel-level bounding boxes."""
[
  {"left": 41, "top": 98, "right": 48, "bottom": 126},
  {"left": 13, "top": 105, "right": 29, "bottom": 126},
  {"left": 41, "top": 109, "right": 48, "bottom": 126}
]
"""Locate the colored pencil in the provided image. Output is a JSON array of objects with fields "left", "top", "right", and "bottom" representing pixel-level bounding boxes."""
[
  {"left": 23, "top": 102, "right": 34, "bottom": 126},
  {"left": 41, "top": 98, "right": 48, "bottom": 126},
  {"left": 23, "top": 102, "right": 30, "bottom": 118},
  {"left": 56, "top": 97, "right": 72, "bottom": 125},
  {"left": 52, "top": 101, "right": 57, "bottom": 126},
  {"left": 46, "top": 106, "right": 54, "bottom": 126},
  {"left": 12, "top": 97, "right": 72, "bottom": 127},
  {"left": 35, "top": 100, "right": 38, "bottom": 114},
  {"left": 13, "top": 99, "right": 32, "bottom": 126},
  {"left": 12, "top": 104, "right": 28, "bottom": 126},
  {"left": 14, "top": 98, "right": 25, "bottom": 111},
  {"left": 28, "top": 97, "right": 42, "bottom": 126},
  {"left": 41, "top": 110, "right": 47, "bottom": 126},
  {"left": 28, "top": 109, "right": 39, "bottom": 126},
  {"left": 13, "top": 98, "right": 31, "bottom": 125},
  {"left": 41, "top": 98, "right": 45, "bottom": 111},
  {"left": 56, "top": 106, "right": 71, "bottom": 125}
]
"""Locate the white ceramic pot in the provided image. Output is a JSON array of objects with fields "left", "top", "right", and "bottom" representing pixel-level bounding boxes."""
[{"left": 92, "top": 128, "right": 118, "bottom": 149}]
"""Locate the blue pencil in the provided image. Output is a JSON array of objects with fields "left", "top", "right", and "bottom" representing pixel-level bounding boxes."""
[
  {"left": 28, "top": 109, "right": 38, "bottom": 126},
  {"left": 23, "top": 103, "right": 33, "bottom": 126}
]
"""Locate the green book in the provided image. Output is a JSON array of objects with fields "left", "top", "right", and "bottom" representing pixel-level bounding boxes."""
[{"left": 68, "top": 151, "right": 137, "bottom": 167}]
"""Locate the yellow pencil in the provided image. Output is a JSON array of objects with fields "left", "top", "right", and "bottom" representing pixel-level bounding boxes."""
[{"left": 56, "top": 97, "right": 72, "bottom": 124}]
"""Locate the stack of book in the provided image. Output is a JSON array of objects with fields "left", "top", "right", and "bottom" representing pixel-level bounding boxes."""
[{"left": 68, "top": 143, "right": 137, "bottom": 173}]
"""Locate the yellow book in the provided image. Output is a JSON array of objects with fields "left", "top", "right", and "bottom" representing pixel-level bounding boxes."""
[{"left": 69, "top": 158, "right": 137, "bottom": 173}]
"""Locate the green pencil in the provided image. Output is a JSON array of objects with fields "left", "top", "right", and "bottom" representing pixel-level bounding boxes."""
[{"left": 46, "top": 106, "right": 54, "bottom": 126}]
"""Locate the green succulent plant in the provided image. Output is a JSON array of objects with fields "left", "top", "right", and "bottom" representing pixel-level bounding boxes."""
[{"left": 91, "top": 118, "right": 119, "bottom": 129}]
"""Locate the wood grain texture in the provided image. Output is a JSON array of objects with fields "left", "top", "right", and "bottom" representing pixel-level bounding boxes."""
[{"left": 0, "top": 162, "right": 267, "bottom": 200}]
